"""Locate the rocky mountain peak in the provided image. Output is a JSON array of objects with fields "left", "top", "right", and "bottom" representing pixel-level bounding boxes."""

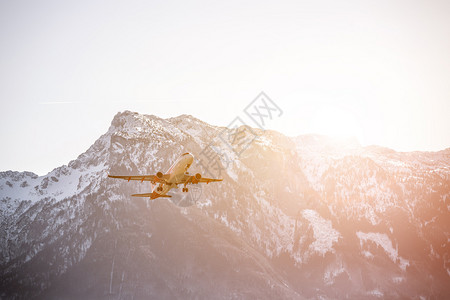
[{"left": 1, "top": 111, "right": 449, "bottom": 299}]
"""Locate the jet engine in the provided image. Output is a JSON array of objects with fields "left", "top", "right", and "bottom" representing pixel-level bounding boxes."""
[
  {"left": 192, "top": 173, "right": 202, "bottom": 184},
  {"left": 156, "top": 171, "right": 164, "bottom": 179}
]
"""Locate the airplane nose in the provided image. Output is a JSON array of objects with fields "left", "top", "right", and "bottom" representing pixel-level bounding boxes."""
[{"left": 188, "top": 153, "right": 194, "bottom": 163}]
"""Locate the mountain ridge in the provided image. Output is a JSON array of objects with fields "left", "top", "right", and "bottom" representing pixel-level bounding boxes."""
[{"left": 1, "top": 110, "right": 449, "bottom": 299}]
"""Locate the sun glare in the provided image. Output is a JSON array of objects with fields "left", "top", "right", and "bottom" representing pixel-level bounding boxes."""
[{"left": 311, "top": 105, "right": 364, "bottom": 143}]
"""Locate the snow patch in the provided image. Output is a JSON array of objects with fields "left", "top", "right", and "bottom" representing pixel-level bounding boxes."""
[
  {"left": 367, "top": 289, "right": 383, "bottom": 297},
  {"left": 357, "top": 231, "right": 409, "bottom": 270},
  {"left": 323, "top": 262, "right": 345, "bottom": 286},
  {"left": 196, "top": 198, "right": 212, "bottom": 209},
  {"left": 392, "top": 276, "right": 405, "bottom": 284},
  {"left": 357, "top": 232, "right": 397, "bottom": 261},
  {"left": 302, "top": 209, "right": 340, "bottom": 256},
  {"left": 362, "top": 250, "right": 374, "bottom": 259}
]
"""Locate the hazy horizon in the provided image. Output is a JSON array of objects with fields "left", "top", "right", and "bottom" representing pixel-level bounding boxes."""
[{"left": 1, "top": 0, "right": 449, "bottom": 175}]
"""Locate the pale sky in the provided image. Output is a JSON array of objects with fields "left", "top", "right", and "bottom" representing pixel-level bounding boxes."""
[{"left": 1, "top": 0, "right": 449, "bottom": 175}]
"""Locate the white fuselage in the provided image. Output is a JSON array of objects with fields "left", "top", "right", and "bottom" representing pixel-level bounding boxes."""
[{"left": 154, "top": 153, "right": 194, "bottom": 195}]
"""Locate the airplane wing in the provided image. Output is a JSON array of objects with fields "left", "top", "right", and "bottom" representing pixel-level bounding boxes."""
[
  {"left": 132, "top": 192, "right": 171, "bottom": 198},
  {"left": 198, "top": 177, "right": 223, "bottom": 183},
  {"left": 108, "top": 174, "right": 168, "bottom": 183},
  {"left": 186, "top": 175, "right": 223, "bottom": 184}
]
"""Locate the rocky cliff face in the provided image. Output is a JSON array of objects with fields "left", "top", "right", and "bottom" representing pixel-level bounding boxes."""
[{"left": 1, "top": 111, "right": 449, "bottom": 299}]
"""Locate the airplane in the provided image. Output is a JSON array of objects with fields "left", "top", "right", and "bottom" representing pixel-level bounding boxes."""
[{"left": 108, "top": 152, "right": 222, "bottom": 200}]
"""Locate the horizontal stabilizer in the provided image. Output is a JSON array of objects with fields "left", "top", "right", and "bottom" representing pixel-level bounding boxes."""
[{"left": 131, "top": 192, "right": 172, "bottom": 199}]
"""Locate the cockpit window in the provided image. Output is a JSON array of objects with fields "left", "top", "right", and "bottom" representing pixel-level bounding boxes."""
[{"left": 181, "top": 152, "right": 190, "bottom": 156}]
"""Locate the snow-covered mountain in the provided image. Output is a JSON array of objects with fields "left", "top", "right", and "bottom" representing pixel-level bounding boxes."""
[{"left": 1, "top": 111, "right": 449, "bottom": 299}]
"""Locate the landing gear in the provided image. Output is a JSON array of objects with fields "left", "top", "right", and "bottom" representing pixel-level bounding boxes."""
[{"left": 182, "top": 187, "right": 189, "bottom": 192}]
